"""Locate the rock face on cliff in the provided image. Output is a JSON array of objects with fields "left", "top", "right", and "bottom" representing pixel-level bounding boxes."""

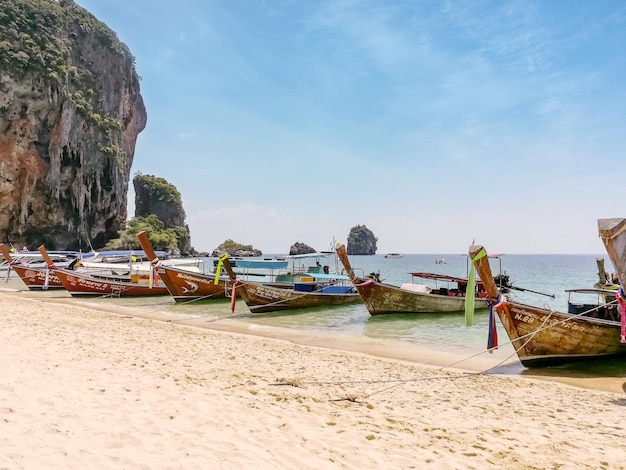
[
  {"left": 347, "top": 225, "right": 378, "bottom": 255},
  {"left": 289, "top": 242, "right": 315, "bottom": 255},
  {"left": 133, "top": 174, "right": 191, "bottom": 254},
  {"left": 0, "top": 0, "right": 146, "bottom": 250}
]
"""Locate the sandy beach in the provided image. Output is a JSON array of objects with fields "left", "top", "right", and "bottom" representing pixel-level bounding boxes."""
[{"left": 2, "top": 289, "right": 626, "bottom": 470}]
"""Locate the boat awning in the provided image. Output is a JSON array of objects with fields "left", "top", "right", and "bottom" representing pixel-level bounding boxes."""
[
  {"left": 287, "top": 252, "right": 331, "bottom": 260},
  {"left": 565, "top": 288, "right": 618, "bottom": 295},
  {"left": 410, "top": 272, "right": 471, "bottom": 283},
  {"left": 304, "top": 273, "right": 350, "bottom": 281},
  {"left": 232, "top": 259, "right": 289, "bottom": 269}
]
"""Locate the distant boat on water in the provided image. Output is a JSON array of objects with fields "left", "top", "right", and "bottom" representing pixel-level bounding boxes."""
[{"left": 384, "top": 253, "right": 403, "bottom": 259}]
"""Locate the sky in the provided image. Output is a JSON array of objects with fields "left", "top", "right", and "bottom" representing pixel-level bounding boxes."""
[{"left": 73, "top": 0, "right": 626, "bottom": 255}]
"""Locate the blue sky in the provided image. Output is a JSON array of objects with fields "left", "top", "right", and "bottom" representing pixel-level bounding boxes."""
[{"left": 74, "top": 0, "right": 626, "bottom": 254}]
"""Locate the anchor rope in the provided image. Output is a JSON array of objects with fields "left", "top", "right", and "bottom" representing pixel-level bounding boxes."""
[{"left": 273, "top": 298, "right": 623, "bottom": 401}]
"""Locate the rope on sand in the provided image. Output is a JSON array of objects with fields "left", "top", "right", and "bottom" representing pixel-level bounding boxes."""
[{"left": 270, "top": 299, "right": 623, "bottom": 401}]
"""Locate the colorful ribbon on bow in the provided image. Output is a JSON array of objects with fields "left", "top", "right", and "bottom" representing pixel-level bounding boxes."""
[
  {"left": 43, "top": 264, "right": 50, "bottom": 290},
  {"left": 149, "top": 260, "right": 162, "bottom": 288},
  {"left": 465, "top": 247, "right": 487, "bottom": 326},
  {"left": 486, "top": 294, "right": 506, "bottom": 350},
  {"left": 231, "top": 279, "right": 241, "bottom": 313},
  {"left": 617, "top": 286, "right": 626, "bottom": 344},
  {"left": 214, "top": 254, "right": 229, "bottom": 285}
]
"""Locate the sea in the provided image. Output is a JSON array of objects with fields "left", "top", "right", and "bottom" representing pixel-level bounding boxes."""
[{"left": 4, "top": 252, "right": 626, "bottom": 391}]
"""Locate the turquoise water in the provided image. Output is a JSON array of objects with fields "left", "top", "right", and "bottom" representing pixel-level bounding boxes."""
[{"left": 4, "top": 253, "right": 625, "bottom": 380}]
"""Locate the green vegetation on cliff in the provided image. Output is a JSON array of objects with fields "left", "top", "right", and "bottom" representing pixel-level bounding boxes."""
[
  {"left": 0, "top": 0, "right": 133, "bottom": 79},
  {"left": 134, "top": 174, "right": 184, "bottom": 216},
  {"left": 212, "top": 240, "right": 262, "bottom": 257},
  {"left": 105, "top": 174, "right": 192, "bottom": 254},
  {"left": 104, "top": 214, "right": 178, "bottom": 251},
  {"left": 0, "top": 0, "right": 133, "bottom": 147}
]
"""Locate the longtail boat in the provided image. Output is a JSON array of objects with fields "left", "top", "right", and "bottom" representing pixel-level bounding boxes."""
[
  {"left": 136, "top": 230, "right": 234, "bottom": 301},
  {"left": 467, "top": 217, "right": 626, "bottom": 367},
  {"left": 1, "top": 243, "right": 64, "bottom": 289},
  {"left": 38, "top": 246, "right": 170, "bottom": 297},
  {"left": 220, "top": 256, "right": 361, "bottom": 313},
  {"left": 335, "top": 243, "right": 491, "bottom": 315}
]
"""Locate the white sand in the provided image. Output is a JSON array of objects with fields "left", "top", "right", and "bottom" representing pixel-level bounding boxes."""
[{"left": 2, "top": 290, "right": 626, "bottom": 469}]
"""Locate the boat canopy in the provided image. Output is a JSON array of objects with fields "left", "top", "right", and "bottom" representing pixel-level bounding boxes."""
[
  {"left": 410, "top": 272, "right": 477, "bottom": 283},
  {"left": 564, "top": 288, "right": 618, "bottom": 295},
  {"left": 92, "top": 250, "right": 169, "bottom": 259},
  {"left": 304, "top": 272, "right": 350, "bottom": 281},
  {"left": 287, "top": 252, "right": 331, "bottom": 260},
  {"left": 231, "top": 259, "right": 289, "bottom": 269}
]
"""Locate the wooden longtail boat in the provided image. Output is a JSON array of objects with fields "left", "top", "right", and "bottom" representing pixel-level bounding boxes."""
[
  {"left": 0, "top": 243, "right": 64, "bottom": 289},
  {"left": 468, "top": 217, "right": 626, "bottom": 367},
  {"left": 220, "top": 256, "right": 361, "bottom": 313},
  {"left": 136, "top": 231, "right": 234, "bottom": 301},
  {"left": 335, "top": 243, "right": 490, "bottom": 315},
  {"left": 38, "top": 246, "right": 170, "bottom": 297}
]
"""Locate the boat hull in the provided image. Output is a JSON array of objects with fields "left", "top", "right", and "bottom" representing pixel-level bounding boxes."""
[
  {"left": 236, "top": 281, "right": 361, "bottom": 313},
  {"left": 495, "top": 301, "right": 626, "bottom": 367},
  {"left": 355, "top": 280, "right": 488, "bottom": 315},
  {"left": 53, "top": 269, "right": 170, "bottom": 297},
  {"left": 8, "top": 265, "right": 64, "bottom": 289},
  {"left": 155, "top": 265, "right": 234, "bottom": 301},
  {"left": 334, "top": 242, "right": 486, "bottom": 315}
]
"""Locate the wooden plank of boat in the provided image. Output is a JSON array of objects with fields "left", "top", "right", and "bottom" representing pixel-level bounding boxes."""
[
  {"left": 220, "top": 255, "right": 360, "bottom": 313},
  {"left": 468, "top": 218, "right": 626, "bottom": 367},
  {"left": 136, "top": 230, "right": 233, "bottom": 301},
  {"left": 38, "top": 245, "right": 170, "bottom": 297},
  {"left": 335, "top": 243, "right": 488, "bottom": 315},
  {"left": 0, "top": 243, "right": 64, "bottom": 289}
]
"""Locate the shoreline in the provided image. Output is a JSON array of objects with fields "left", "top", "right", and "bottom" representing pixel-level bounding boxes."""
[
  {"left": 3, "top": 285, "right": 626, "bottom": 395},
  {"left": 3, "top": 288, "right": 626, "bottom": 468}
]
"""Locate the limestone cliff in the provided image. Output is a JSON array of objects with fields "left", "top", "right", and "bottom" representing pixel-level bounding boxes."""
[
  {"left": 133, "top": 174, "right": 191, "bottom": 254},
  {"left": 289, "top": 242, "right": 315, "bottom": 255},
  {"left": 0, "top": 0, "right": 146, "bottom": 249},
  {"left": 211, "top": 240, "right": 262, "bottom": 258},
  {"left": 347, "top": 225, "right": 378, "bottom": 255}
]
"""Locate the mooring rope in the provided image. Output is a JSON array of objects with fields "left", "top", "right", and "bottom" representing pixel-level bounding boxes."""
[{"left": 269, "top": 298, "right": 624, "bottom": 401}]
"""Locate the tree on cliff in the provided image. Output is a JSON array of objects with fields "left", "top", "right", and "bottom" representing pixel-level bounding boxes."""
[
  {"left": 212, "top": 240, "right": 262, "bottom": 257},
  {"left": 347, "top": 225, "right": 378, "bottom": 255},
  {"left": 105, "top": 215, "right": 177, "bottom": 252}
]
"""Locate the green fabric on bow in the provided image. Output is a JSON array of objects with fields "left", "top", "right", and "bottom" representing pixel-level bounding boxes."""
[{"left": 465, "top": 247, "right": 487, "bottom": 326}]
